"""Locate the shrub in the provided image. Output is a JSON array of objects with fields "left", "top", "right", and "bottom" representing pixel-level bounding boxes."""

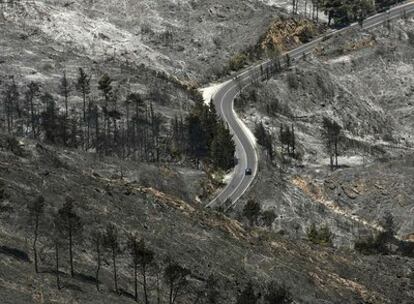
[
  {"left": 354, "top": 232, "right": 389, "bottom": 255},
  {"left": 307, "top": 224, "right": 333, "bottom": 246},
  {"left": 228, "top": 53, "right": 248, "bottom": 71}
]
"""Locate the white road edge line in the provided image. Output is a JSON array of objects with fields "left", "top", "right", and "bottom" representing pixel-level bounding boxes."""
[{"left": 204, "top": 1, "right": 414, "bottom": 208}]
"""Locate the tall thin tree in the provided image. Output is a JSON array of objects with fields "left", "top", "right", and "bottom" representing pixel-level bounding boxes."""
[
  {"left": 76, "top": 68, "right": 91, "bottom": 123},
  {"left": 127, "top": 233, "right": 141, "bottom": 302},
  {"left": 103, "top": 223, "right": 121, "bottom": 294},
  {"left": 56, "top": 196, "right": 83, "bottom": 277},
  {"left": 27, "top": 195, "right": 45, "bottom": 273},
  {"left": 60, "top": 71, "right": 71, "bottom": 144},
  {"left": 25, "top": 82, "right": 40, "bottom": 138},
  {"left": 164, "top": 260, "right": 190, "bottom": 304},
  {"left": 52, "top": 211, "right": 63, "bottom": 290},
  {"left": 92, "top": 228, "right": 104, "bottom": 292}
]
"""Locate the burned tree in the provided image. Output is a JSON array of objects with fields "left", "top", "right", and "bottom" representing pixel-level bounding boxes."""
[
  {"left": 25, "top": 81, "right": 40, "bottom": 139},
  {"left": 279, "top": 124, "right": 296, "bottom": 158},
  {"left": 128, "top": 235, "right": 155, "bottom": 303},
  {"left": 321, "top": 117, "right": 342, "bottom": 170},
  {"left": 56, "top": 196, "right": 83, "bottom": 277},
  {"left": 52, "top": 211, "right": 63, "bottom": 290},
  {"left": 40, "top": 93, "right": 61, "bottom": 144},
  {"left": 3, "top": 77, "right": 19, "bottom": 134},
  {"left": 127, "top": 233, "right": 141, "bottom": 302},
  {"left": 27, "top": 195, "right": 45, "bottom": 273},
  {"left": 92, "top": 228, "right": 104, "bottom": 292},
  {"left": 255, "top": 122, "right": 274, "bottom": 161},
  {"left": 60, "top": 71, "right": 71, "bottom": 144},
  {"left": 76, "top": 68, "right": 91, "bottom": 123},
  {"left": 164, "top": 260, "right": 190, "bottom": 304},
  {"left": 98, "top": 74, "right": 113, "bottom": 152},
  {"left": 104, "top": 223, "right": 121, "bottom": 294}
]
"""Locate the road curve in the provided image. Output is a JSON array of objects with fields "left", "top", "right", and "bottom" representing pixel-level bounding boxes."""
[{"left": 206, "top": 1, "right": 414, "bottom": 209}]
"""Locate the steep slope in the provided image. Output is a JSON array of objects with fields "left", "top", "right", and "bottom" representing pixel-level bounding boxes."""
[
  {"left": 1, "top": 1, "right": 414, "bottom": 303},
  {"left": 1, "top": 0, "right": 284, "bottom": 82},
  {"left": 235, "top": 16, "right": 414, "bottom": 245},
  {"left": 0, "top": 134, "right": 413, "bottom": 303}
]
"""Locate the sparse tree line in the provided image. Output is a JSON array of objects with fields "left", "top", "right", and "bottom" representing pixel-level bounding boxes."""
[
  {"left": 26, "top": 194, "right": 213, "bottom": 303},
  {"left": 354, "top": 212, "right": 414, "bottom": 257},
  {"left": 0, "top": 70, "right": 235, "bottom": 171},
  {"left": 24, "top": 194, "right": 295, "bottom": 303},
  {"left": 254, "top": 121, "right": 300, "bottom": 163},
  {"left": 253, "top": 115, "right": 344, "bottom": 170}
]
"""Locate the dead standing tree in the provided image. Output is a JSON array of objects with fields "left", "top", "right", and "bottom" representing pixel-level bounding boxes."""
[
  {"left": 59, "top": 71, "right": 71, "bottom": 144},
  {"left": 27, "top": 195, "right": 45, "bottom": 273},
  {"left": 104, "top": 223, "right": 121, "bottom": 294},
  {"left": 91, "top": 227, "right": 104, "bottom": 291},
  {"left": 76, "top": 68, "right": 91, "bottom": 123},
  {"left": 164, "top": 259, "right": 190, "bottom": 304},
  {"left": 52, "top": 211, "right": 63, "bottom": 290},
  {"left": 25, "top": 81, "right": 40, "bottom": 139},
  {"left": 3, "top": 77, "right": 19, "bottom": 134},
  {"left": 127, "top": 233, "right": 141, "bottom": 302},
  {"left": 322, "top": 117, "right": 342, "bottom": 170},
  {"left": 55, "top": 196, "right": 83, "bottom": 277}
]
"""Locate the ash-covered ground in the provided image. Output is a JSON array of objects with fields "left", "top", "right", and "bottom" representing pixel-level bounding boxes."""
[
  {"left": 236, "top": 17, "right": 414, "bottom": 246},
  {"left": 0, "top": 1, "right": 413, "bottom": 303}
]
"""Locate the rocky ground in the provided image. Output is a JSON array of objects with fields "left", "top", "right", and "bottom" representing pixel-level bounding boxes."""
[{"left": 235, "top": 16, "right": 414, "bottom": 246}]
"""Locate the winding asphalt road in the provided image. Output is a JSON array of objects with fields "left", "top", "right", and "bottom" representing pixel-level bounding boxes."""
[{"left": 206, "top": 1, "right": 414, "bottom": 209}]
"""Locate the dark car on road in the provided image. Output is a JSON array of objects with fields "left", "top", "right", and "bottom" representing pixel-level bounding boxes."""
[{"left": 245, "top": 168, "right": 252, "bottom": 176}]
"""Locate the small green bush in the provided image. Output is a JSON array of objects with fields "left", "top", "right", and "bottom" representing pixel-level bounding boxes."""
[
  {"left": 307, "top": 224, "right": 333, "bottom": 246},
  {"left": 228, "top": 53, "right": 248, "bottom": 71}
]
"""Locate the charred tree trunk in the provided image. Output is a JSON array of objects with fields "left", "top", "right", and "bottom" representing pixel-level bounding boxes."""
[
  {"left": 96, "top": 239, "right": 101, "bottom": 292},
  {"left": 33, "top": 215, "right": 40, "bottom": 273},
  {"left": 134, "top": 263, "right": 138, "bottom": 302},
  {"left": 112, "top": 247, "right": 118, "bottom": 294},
  {"left": 69, "top": 225, "right": 74, "bottom": 277},
  {"left": 55, "top": 242, "right": 61, "bottom": 290}
]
